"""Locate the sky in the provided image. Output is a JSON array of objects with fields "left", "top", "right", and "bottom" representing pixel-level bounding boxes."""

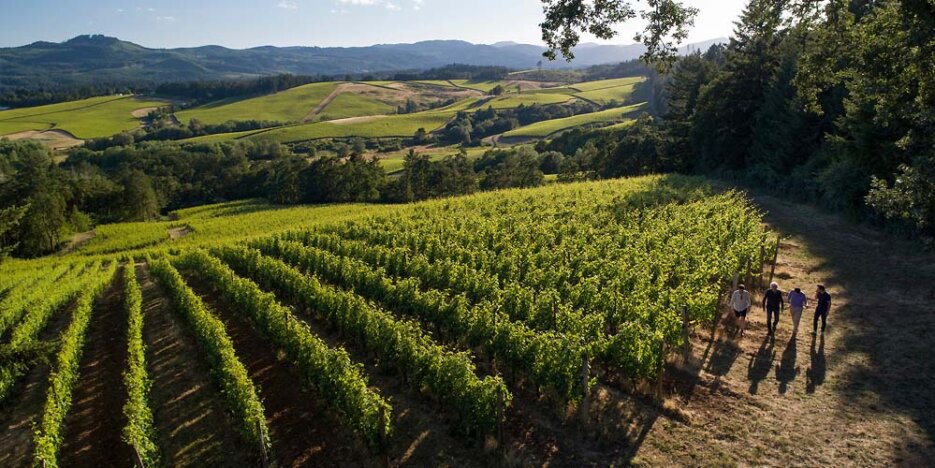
[{"left": 0, "top": 0, "right": 746, "bottom": 49}]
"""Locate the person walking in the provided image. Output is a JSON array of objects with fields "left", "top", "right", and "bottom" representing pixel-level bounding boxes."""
[
  {"left": 730, "top": 284, "right": 752, "bottom": 337},
  {"left": 788, "top": 287, "right": 807, "bottom": 335},
  {"left": 762, "top": 282, "right": 784, "bottom": 335},
  {"left": 813, "top": 284, "right": 832, "bottom": 335}
]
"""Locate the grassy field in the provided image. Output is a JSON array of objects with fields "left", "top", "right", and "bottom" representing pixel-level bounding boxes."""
[
  {"left": 175, "top": 82, "right": 339, "bottom": 125},
  {"left": 485, "top": 92, "right": 574, "bottom": 109},
  {"left": 374, "top": 145, "right": 491, "bottom": 173},
  {"left": 316, "top": 92, "right": 396, "bottom": 121},
  {"left": 181, "top": 128, "right": 269, "bottom": 144},
  {"left": 574, "top": 82, "right": 639, "bottom": 105},
  {"left": 251, "top": 111, "right": 454, "bottom": 143},
  {"left": 573, "top": 76, "right": 645, "bottom": 91},
  {"left": 502, "top": 103, "right": 646, "bottom": 138},
  {"left": 448, "top": 79, "right": 509, "bottom": 92},
  {"left": 0, "top": 96, "right": 166, "bottom": 139}
]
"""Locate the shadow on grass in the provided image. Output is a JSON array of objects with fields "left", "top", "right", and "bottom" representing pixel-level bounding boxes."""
[
  {"left": 754, "top": 194, "right": 935, "bottom": 446},
  {"left": 776, "top": 336, "right": 798, "bottom": 394},
  {"left": 747, "top": 335, "right": 775, "bottom": 395}
]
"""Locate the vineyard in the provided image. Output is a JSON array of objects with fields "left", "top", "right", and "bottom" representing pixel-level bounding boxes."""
[{"left": 0, "top": 176, "right": 775, "bottom": 466}]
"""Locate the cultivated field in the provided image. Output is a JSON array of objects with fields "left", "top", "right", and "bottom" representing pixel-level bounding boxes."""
[{"left": 2, "top": 175, "right": 933, "bottom": 466}]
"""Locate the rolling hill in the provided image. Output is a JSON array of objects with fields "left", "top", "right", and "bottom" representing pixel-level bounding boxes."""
[{"left": 0, "top": 35, "right": 725, "bottom": 93}]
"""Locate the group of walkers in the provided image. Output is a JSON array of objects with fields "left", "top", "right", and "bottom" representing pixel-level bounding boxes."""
[{"left": 729, "top": 282, "right": 832, "bottom": 337}]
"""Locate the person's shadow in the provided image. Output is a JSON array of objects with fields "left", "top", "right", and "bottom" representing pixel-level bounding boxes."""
[
  {"left": 806, "top": 333, "right": 826, "bottom": 393},
  {"left": 747, "top": 334, "right": 775, "bottom": 394},
  {"left": 776, "top": 336, "right": 798, "bottom": 394}
]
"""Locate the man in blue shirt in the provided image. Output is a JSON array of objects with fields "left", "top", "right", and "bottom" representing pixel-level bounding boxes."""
[{"left": 813, "top": 285, "right": 832, "bottom": 335}]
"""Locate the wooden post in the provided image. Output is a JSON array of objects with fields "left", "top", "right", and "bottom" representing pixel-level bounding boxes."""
[
  {"left": 132, "top": 445, "right": 146, "bottom": 468},
  {"left": 258, "top": 419, "right": 269, "bottom": 468},
  {"left": 681, "top": 306, "right": 690, "bottom": 363},
  {"left": 758, "top": 243, "right": 766, "bottom": 290},
  {"left": 579, "top": 355, "right": 590, "bottom": 423},
  {"left": 768, "top": 236, "right": 781, "bottom": 287},
  {"left": 732, "top": 268, "right": 740, "bottom": 291},
  {"left": 378, "top": 405, "right": 390, "bottom": 468},
  {"left": 655, "top": 343, "right": 666, "bottom": 401},
  {"left": 744, "top": 258, "right": 752, "bottom": 291}
]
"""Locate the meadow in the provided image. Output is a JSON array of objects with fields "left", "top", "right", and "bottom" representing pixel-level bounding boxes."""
[
  {"left": 502, "top": 102, "right": 646, "bottom": 138},
  {"left": 0, "top": 96, "right": 166, "bottom": 139},
  {"left": 174, "top": 82, "right": 338, "bottom": 125}
]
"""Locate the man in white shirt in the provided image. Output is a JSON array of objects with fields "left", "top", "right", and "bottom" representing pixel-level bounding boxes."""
[{"left": 730, "top": 284, "right": 752, "bottom": 337}]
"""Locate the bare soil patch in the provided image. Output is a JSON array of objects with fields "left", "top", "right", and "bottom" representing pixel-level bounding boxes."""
[
  {"left": 183, "top": 274, "right": 376, "bottom": 467},
  {"left": 168, "top": 225, "right": 192, "bottom": 240},
  {"left": 61, "top": 231, "right": 96, "bottom": 254},
  {"left": 131, "top": 107, "right": 159, "bottom": 118},
  {"left": 60, "top": 268, "right": 132, "bottom": 467},
  {"left": 138, "top": 263, "right": 254, "bottom": 467},
  {"left": 4, "top": 129, "right": 83, "bottom": 150}
]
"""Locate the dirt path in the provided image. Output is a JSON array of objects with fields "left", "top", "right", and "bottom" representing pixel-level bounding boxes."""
[
  {"left": 304, "top": 85, "right": 345, "bottom": 122},
  {"left": 0, "top": 296, "right": 80, "bottom": 468},
  {"left": 183, "top": 275, "right": 375, "bottom": 467},
  {"left": 61, "top": 231, "right": 96, "bottom": 254},
  {"left": 626, "top": 194, "right": 935, "bottom": 466},
  {"left": 60, "top": 268, "right": 132, "bottom": 467},
  {"left": 137, "top": 264, "right": 253, "bottom": 467}
]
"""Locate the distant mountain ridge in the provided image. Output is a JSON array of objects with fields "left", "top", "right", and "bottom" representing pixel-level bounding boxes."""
[{"left": 0, "top": 35, "right": 726, "bottom": 92}]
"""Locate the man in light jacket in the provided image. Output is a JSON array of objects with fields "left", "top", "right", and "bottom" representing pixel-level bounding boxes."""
[{"left": 730, "top": 284, "right": 752, "bottom": 337}]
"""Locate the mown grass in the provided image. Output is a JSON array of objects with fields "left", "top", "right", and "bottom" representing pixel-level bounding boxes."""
[
  {"left": 0, "top": 96, "right": 166, "bottom": 139},
  {"left": 317, "top": 93, "right": 396, "bottom": 121},
  {"left": 448, "top": 80, "right": 509, "bottom": 92},
  {"left": 574, "top": 83, "right": 639, "bottom": 105},
  {"left": 573, "top": 76, "right": 645, "bottom": 92},
  {"left": 252, "top": 111, "right": 454, "bottom": 143},
  {"left": 502, "top": 103, "right": 645, "bottom": 138},
  {"left": 176, "top": 82, "right": 339, "bottom": 125},
  {"left": 484, "top": 93, "right": 574, "bottom": 109}
]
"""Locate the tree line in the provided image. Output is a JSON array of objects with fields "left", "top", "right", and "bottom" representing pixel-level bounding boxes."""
[
  {"left": 0, "top": 138, "right": 558, "bottom": 258},
  {"left": 538, "top": 0, "right": 934, "bottom": 238}
]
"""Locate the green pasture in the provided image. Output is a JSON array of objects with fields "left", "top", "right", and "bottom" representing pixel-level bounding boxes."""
[
  {"left": 502, "top": 103, "right": 645, "bottom": 138},
  {"left": 175, "top": 82, "right": 339, "bottom": 125},
  {"left": 0, "top": 95, "right": 166, "bottom": 139}
]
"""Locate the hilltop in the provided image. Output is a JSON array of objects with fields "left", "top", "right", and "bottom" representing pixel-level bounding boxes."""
[{"left": 0, "top": 35, "right": 724, "bottom": 93}]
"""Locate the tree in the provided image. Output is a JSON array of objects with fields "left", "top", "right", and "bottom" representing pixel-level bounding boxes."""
[
  {"left": 19, "top": 191, "right": 67, "bottom": 255},
  {"left": 690, "top": 0, "right": 786, "bottom": 171},
  {"left": 121, "top": 170, "right": 162, "bottom": 221},
  {"left": 539, "top": 0, "right": 698, "bottom": 68},
  {"left": 0, "top": 205, "right": 26, "bottom": 262}
]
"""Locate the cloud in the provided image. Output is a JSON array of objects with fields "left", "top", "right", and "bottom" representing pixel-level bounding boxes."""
[
  {"left": 155, "top": 15, "right": 176, "bottom": 21},
  {"left": 277, "top": 0, "right": 298, "bottom": 9},
  {"left": 337, "top": 0, "right": 405, "bottom": 10}
]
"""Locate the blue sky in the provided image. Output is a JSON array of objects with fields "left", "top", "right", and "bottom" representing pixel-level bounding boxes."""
[{"left": 0, "top": 0, "right": 746, "bottom": 49}]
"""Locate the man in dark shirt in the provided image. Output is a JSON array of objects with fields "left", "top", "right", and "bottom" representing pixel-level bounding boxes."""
[
  {"left": 762, "top": 282, "right": 784, "bottom": 335},
  {"left": 813, "top": 284, "right": 832, "bottom": 334}
]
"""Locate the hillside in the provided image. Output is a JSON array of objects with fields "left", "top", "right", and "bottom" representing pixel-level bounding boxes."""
[
  {"left": 1, "top": 176, "right": 930, "bottom": 466},
  {"left": 0, "top": 35, "right": 724, "bottom": 93}
]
